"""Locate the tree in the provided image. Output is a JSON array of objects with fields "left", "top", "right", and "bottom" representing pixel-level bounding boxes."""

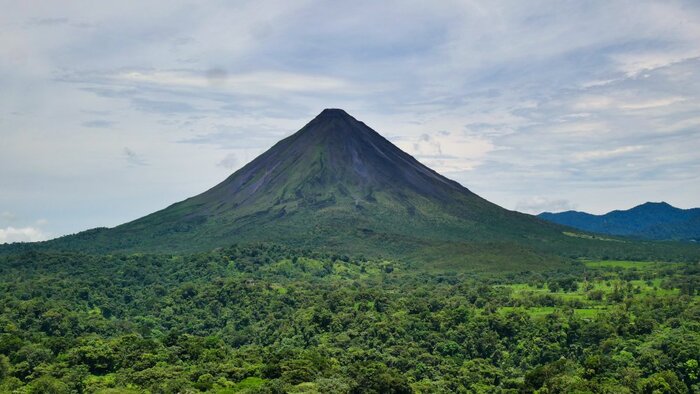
[
  {"left": 639, "top": 370, "right": 687, "bottom": 394},
  {"left": 548, "top": 281, "right": 561, "bottom": 293},
  {"left": 68, "top": 337, "right": 116, "bottom": 373},
  {"left": 350, "top": 362, "right": 412, "bottom": 394},
  {"left": 28, "top": 376, "right": 70, "bottom": 394}
]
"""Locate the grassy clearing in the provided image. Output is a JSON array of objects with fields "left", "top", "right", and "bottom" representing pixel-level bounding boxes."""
[
  {"left": 562, "top": 231, "right": 622, "bottom": 242},
  {"left": 583, "top": 260, "right": 679, "bottom": 269},
  {"left": 493, "top": 259, "right": 698, "bottom": 318},
  {"left": 573, "top": 308, "right": 604, "bottom": 319},
  {"left": 498, "top": 306, "right": 605, "bottom": 319},
  {"left": 500, "top": 278, "right": 680, "bottom": 301}
]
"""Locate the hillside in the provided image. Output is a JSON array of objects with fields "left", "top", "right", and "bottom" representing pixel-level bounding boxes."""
[
  {"left": 6, "top": 110, "right": 700, "bottom": 269},
  {"left": 538, "top": 202, "right": 700, "bottom": 242}
]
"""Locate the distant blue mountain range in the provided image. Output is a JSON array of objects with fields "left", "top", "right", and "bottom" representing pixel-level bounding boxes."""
[{"left": 538, "top": 202, "right": 700, "bottom": 242}]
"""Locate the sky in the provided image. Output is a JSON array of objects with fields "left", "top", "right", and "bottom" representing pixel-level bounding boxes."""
[{"left": 1, "top": 1, "right": 700, "bottom": 243}]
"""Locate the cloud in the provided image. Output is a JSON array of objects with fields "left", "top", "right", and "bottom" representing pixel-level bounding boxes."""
[
  {"left": 82, "top": 119, "right": 115, "bottom": 128},
  {"left": 619, "top": 97, "right": 686, "bottom": 110},
  {"left": 114, "top": 69, "right": 350, "bottom": 94},
  {"left": 0, "top": 212, "right": 18, "bottom": 222},
  {"left": 515, "top": 197, "right": 577, "bottom": 214},
  {"left": 613, "top": 51, "right": 700, "bottom": 77},
  {"left": 0, "top": 226, "right": 48, "bottom": 243},
  {"left": 217, "top": 153, "right": 239, "bottom": 170},
  {"left": 573, "top": 95, "right": 686, "bottom": 111},
  {"left": 177, "top": 121, "right": 293, "bottom": 150},
  {"left": 395, "top": 131, "right": 496, "bottom": 173},
  {"left": 130, "top": 97, "right": 196, "bottom": 114},
  {"left": 26, "top": 17, "right": 70, "bottom": 26},
  {"left": 123, "top": 147, "right": 148, "bottom": 166},
  {"left": 572, "top": 145, "right": 644, "bottom": 162},
  {"left": 25, "top": 16, "right": 93, "bottom": 29}
]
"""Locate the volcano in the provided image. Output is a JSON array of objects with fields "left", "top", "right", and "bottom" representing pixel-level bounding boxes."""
[{"left": 25, "top": 109, "right": 699, "bottom": 270}]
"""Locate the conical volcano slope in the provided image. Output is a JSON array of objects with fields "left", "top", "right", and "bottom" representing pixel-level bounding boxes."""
[
  {"left": 28, "top": 109, "right": 700, "bottom": 270},
  {"left": 101, "top": 109, "right": 551, "bottom": 255}
]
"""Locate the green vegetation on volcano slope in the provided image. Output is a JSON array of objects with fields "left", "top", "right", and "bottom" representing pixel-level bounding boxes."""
[
  {"left": 9, "top": 215, "right": 700, "bottom": 274},
  {"left": 0, "top": 245, "right": 698, "bottom": 393}
]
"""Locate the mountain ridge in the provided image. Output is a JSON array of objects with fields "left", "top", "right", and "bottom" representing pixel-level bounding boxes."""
[{"left": 538, "top": 202, "right": 700, "bottom": 241}]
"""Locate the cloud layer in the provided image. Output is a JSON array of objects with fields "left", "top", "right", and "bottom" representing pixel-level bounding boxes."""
[
  {"left": 1, "top": 1, "right": 699, "bottom": 238},
  {"left": 0, "top": 226, "right": 47, "bottom": 244},
  {"left": 0, "top": 211, "right": 49, "bottom": 244}
]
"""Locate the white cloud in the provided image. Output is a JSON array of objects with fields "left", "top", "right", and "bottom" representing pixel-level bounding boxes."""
[
  {"left": 659, "top": 116, "right": 700, "bottom": 133},
  {"left": 580, "top": 79, "right": 617, "bottom": 88},
  {"left": 394, "top": 130, "right": 496, "bottom": 173},
  {"left": 613, "top": 51, "right": 700, "bottom": 77},
  {"left": 572, "top": 96, "right": 615, "bottom": 111},
  {"left": 123, "top": 147, "right": 148, "bottom": 167},
  {"left": 114, "top": 69, "right": 349, "bottom": 94},
  {"left": 572, "top": 146, "right": 644, "bottom": 162},
  {"left": 515, "top": 197, "right": 577, "bottom": 214},
  {"left": 0, "top": 212, "right": 18, "bottom": 222},
  {"left": 548, "top": 121, "right": 611, "bottom": 135},
  {"left": 574, "top": 95, "right": 686, "bottom": 111},
  {"left": 617, "top": 97, "right": 686, "bottom": 110},
  {"left": 217, "top": 153, "right": 239, "bottom": 170},
  {"left": 0, "top": 226, "right": 48, "bottom": 243}
]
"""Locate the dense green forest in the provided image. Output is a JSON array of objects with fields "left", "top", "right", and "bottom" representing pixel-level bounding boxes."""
[{"left": 0, "top": 245, "right": 698, "bottom": 393}]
